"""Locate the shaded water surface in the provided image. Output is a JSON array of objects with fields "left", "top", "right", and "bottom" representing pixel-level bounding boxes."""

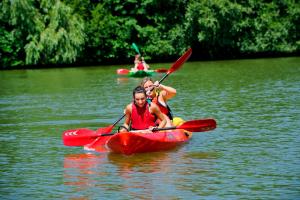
[{"left": 1, "top": 57, "right": 299, "bottom": 199}]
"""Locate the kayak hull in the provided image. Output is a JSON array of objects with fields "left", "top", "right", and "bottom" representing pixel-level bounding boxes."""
[
  {"left": 128, "top": 70, "right": 155, "bottom": 77},
  {"left": 117, "top": 68, "right": 167, "bottom": 77},
  {"left": 106, "top": 129, "right": 192, "bottom": 155}
]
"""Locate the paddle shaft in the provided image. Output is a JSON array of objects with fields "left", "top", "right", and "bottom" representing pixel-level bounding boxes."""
[
  {"left": 113, "top": 114, "right": 125, "bottom": 126},
  {"left": 100, "top": 125, "right": 207, "bottom": 137},
  {"left": 158, "top": 72, "right": 170, "bottom": 84},
  {"left": 96, "top": 113, "right": 125, "bottom": 133},
  {"left": 100, "top": 127, "right": 176, "bottom": 137},
  {"left": 101, "top": 118, "right": 216, "bottom": 136}
]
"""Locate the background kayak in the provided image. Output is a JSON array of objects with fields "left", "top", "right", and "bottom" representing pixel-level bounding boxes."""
[
  {"left": 128, "top": 70, "right": 155, "bottom": 77},
  {"left": 117, "top": 68, "right": 168, "bottom": 77}
]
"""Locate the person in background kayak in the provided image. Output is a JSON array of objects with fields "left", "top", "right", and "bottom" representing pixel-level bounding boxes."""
[
  {"left": 131, "top": 55, "right": 149, "bottom": 72},
  {"left": 141, "top": 57, "right": 150, "bottom": 70},
  {"left": 119, "top": 86, "right": 167, "bottom": 132},
  {"left": 141, "top": 77, "right": 176, "bottom": 127}
]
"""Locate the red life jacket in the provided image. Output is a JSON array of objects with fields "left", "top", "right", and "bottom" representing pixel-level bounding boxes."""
[
  {"left": 151, "top": 95, "right": 173, "bottom": 120},
  {"left": 131, "top": 102, "right": 156, "bottom": 130},
  {"left": 137, "top": 62, "right": 144, "bottom": 70}
]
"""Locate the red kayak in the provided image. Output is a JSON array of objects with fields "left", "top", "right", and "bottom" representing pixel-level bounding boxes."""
[
  {"left": 105, "top": 129, "right": 192, "bottom": 155},
  {"left": 63, "top": 118, "right": 217, "bottom": 155}
]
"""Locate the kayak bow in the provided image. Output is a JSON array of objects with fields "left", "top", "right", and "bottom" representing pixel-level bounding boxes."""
[{"left": 106, "top": 129, "right": 192, "bottom": 155}]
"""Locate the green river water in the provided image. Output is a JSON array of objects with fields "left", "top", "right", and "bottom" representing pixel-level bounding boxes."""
[{"left": 0, "top": 57, "right": 299, "bottom": 199}]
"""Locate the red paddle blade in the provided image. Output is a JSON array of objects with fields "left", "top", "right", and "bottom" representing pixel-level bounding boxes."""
[
  {"left": 62, "top": 125, "right": 115, "bottom": 147},
  {"left": 117, "top": 69, "right": 130, "bottom": 75},
  {"left": 96, "top": 125, "right": 114, "bottom": 134},
  {"left": 168, "top": 48, "right": 192, "bottom": 74},
  {"left": 62, "top": 128, "right": 100, "bottom": 146},
  {"left": 83, "top": 135, "right": 112, "bottom": 153},
  {"left": 155, "top": 68, "right": 168, "bottom": 73},
  {"left": 178, "top": 118, "right": 217, "bottom": 132}
]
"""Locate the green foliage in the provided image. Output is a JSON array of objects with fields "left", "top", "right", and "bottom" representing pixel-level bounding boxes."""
[
  {"left": 184, "top": 0, "right": 299, "bottom": 58},
  {"left": 0, "top": 0, "right": 299, "bottom": 68},
  {"left": 86, "top": 3, "right": 134, "bottom": 62},
  {"left": 24, "top": 0, "right": 85, "bottom": 65},
  {"left": 1, "top": 0, "right": 85, "bottom": 68},
  {"left": 0, "top": 25, "right": 23, "bottom": 67},
  {"left": 0, "top": 0, "right": 25, "bottom": 67},
  {"left": 186, "top": 1, "right": 256, "bottom": 57},
  {"left": 237, "top": 0, "right": 298, "bottom": 53}
]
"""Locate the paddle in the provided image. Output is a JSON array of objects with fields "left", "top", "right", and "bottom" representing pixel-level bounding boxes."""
[
  {"left": 158, "top": 48, "right": 192, "bottom": 84},
  {"left": 155, "top": 68, "right": 168, "bottom": 73},
  {"left": 63, "top": 48, "right": 192, "bottom": 146},
  {"left": 116, "top": 69, "right": 130, "bottom": 75},
  {"left": 100, "top": 118, "right": 216, "bottom": 136},
  {"left": 63, "top": 118, "right": 216, "bottom": 146},
  {"left": 154, "top": 118, "right": 216, "bottom": 132},
  {"left": 132, "top": 42, "right": 141, "bottom": 55}
]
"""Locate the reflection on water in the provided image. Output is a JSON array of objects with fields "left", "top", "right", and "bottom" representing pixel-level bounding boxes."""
[
  {"left": 63, "top": 152, "right": 172, "bottom": 187},
  {"left": 107, "top": 151, "right": 170, "bottom": 173},
  {"left": 63, "top": 154, "right": 104, "bottom": 189},
  {"left": 63, "top": 149, "right": 218, "bottom": 199},
  {"left": 116, "top": 77, "right": 130, "bottom": 85},
  {"left": 63, "top": 153, "right": 106, "bottom": 199}
]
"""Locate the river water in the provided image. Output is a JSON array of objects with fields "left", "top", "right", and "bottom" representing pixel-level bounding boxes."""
[{"left": 0, "top": 57, "right": 299, "bottom": 199}]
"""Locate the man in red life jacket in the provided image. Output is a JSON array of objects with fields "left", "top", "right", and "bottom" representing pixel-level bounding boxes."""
[{"left": 119, "top": 86, "right": 167, "bottom": 132}]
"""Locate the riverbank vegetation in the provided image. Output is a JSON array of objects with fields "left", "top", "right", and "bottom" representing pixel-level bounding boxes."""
[{"left": 1, "top": 0, "right": 299, "bottom": 69}]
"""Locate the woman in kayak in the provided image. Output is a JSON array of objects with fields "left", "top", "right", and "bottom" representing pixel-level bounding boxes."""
[
  {"left": 132, "top": 55, "right": 149, "bottom": 72},
  {"left": 141, "top": 77, "right": 176, "bottom": 126},
  {"left": 119, "top": 86, "right": 167, "bottom": 132},
  {"left": 141, "top": 57, "right": 150, "bottom": 70}
]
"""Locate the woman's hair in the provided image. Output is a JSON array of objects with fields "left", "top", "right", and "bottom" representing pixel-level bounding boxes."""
[
  {"left": 140, "top": 77, "right": 153, "bottom": 87},
  {"left": 133, "top": 86, "right": 146, "bottom": 97}
]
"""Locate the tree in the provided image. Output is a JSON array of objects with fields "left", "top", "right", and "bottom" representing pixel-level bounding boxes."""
[
  {"left": 237, "top": 0, "right": 299, "bottom": 54},
  {"left": 1, "top": 0, "right": 299, "bottom": 68},
  {"left": 184, "top": 0, "right": 300, "bottom": 59},
  {"left": 25, "top": 0, "right": 85, "bottom": 65},
  {"left": 0, "top": 0, "right": 85, "bottom": 67}
]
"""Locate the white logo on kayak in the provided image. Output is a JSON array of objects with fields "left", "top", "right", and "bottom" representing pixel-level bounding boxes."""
[{"left": 65, "top": 130, "right": 78, "bottom": 136}]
